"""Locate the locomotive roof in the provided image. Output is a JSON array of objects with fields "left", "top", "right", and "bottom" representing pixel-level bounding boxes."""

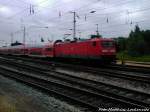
[{"left": 55, "top": 38, "right": 114, "bottom": 45}]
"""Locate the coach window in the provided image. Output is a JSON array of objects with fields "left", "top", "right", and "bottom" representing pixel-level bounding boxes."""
[
  {"left": 25, "top": 49, "right": 28, "bottom": 52},
  {"left": 92, "top": 41, "right": 96, "bottom": 46},
  {"left": 101, "top": 41, "right": 114, "bottom": 47},
  {"left": 45, "top": 48, "right": 52, "bottom": 51}
]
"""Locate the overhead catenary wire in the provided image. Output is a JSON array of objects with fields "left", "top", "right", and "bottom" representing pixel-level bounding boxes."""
[
  {"left": 13, "top": 17, "right": 150, "bottom": 38},
  {"left": 1, "top": 0, "right": 144, "bottom": 24},
  {"left": 1, "top": 0, "right": 150, "bottom": 41},
  {"left": 18, "top": 0, "right": 150, "bottom": 28},
  {"left": 22, "top": 6, "right": 150, "bottom": 32}
]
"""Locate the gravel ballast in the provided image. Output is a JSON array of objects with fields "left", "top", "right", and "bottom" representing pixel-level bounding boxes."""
[
  {"left": 56, "top": 68, "right": 150, "bottom": 94},
  {"left": 0, "top": 75, "right": 82, "bottom": 112}
]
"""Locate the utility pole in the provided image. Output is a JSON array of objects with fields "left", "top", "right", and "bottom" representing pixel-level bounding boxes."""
[
  {"left": 70, "top": 11, "right": 76, "bottom": 39},
  {"left": 79, "top": 31, "right": 81, "bottom": 38},
  {"left": 73, "top": 12, "right": 76, "bottom": 39},
  {"left": 10, "top": 33, "right": 14, "bottom": 45},
  {"left": 96, "top": 24, "right": 100, "bottom": 36},
  {"left": 23, "top": 26, "right": 26, "bottom": 54}
]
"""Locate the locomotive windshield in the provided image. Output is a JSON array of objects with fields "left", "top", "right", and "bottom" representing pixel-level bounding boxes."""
[{"left": 101, "top": 41, "right": 114, "bottom": 47}]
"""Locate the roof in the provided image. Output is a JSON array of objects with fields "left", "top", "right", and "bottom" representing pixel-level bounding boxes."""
[
  {"left": 55, "top": 37, "right": 114, "bottom": 45},
  {"left": 0, "top": 42, "right": 54, "bottom": 50}
]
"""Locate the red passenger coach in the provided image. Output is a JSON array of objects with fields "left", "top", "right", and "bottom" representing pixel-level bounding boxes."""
[
  {"left": 26, "top": 43, "right": 54, "bottom": 57},
  {"left": 42, "top": 44, "right": 54, "bottom": 57},
  {"left": 54, "top": 37, "right": 116, "bottom": 62}
]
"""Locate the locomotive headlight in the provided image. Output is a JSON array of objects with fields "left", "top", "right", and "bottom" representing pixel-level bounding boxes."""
[{"left": 102, "top": 50, "right": 108, "bottom": 52}]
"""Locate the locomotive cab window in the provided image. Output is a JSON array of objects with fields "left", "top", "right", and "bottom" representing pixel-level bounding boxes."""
[{"left": 92, "top": 41, "right": 97, "bottom": 46}]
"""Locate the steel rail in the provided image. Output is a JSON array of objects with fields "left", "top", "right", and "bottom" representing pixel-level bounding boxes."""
[
  {"left": 1, "top": 55, "right": 150, "bottom": 84},
  {"left": 0, "top": 58, "right": 149, "bottom": 108},
  {"left": 0, "top": 66, "right": 143, "bottom": 112}
]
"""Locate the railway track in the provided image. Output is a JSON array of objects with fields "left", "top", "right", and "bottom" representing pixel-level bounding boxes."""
[
  {"left": 0, "top": 66, "right": 97, "bottom": 111},
  {"left": 1, "top": 55, "right": 150, "bottom": 84},
  {"left": 54, "top": 63, "right": 150, "bottom": 84},
  {"left": 0, "top": 56, "right": 149, "bottom": 111},
  {"left": 2, "top": 54, "right": 150, "bottom": 73},
  {"left": 103, "top": 64, "right": 150, "bottom": 74}
]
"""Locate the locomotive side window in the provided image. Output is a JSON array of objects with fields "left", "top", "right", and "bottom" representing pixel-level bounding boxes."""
[
  {"left": 92, "top": 41, "right": 96, "bottom": 46},
  {"left": 45, "top": 48, "right": 53, "bottom": 51},
  {"left": 101, "top": 41, "right": 114, "bottom": 47}
]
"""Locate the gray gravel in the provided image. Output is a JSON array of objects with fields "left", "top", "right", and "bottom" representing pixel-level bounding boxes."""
[
  {"left": 0, "top": 75, "right": 83, "bottom": 112},
  {"left": 56, "top": 68, "right": 150, "bottom": 94}
]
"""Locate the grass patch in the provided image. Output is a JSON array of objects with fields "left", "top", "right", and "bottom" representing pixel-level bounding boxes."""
[{"left": 117, "top": 52, "right": 150, "bottom": 62}]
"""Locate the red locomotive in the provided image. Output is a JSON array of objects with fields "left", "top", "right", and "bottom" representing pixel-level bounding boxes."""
[{"left": 0, "top": 36, "right": 116, "bottom": 63}]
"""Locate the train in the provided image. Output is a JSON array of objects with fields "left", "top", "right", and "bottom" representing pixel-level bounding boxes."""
[{"left": 0, "top": 36, "right": 116, "bottom": 63}]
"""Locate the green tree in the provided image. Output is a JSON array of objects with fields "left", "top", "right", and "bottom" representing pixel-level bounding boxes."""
[
  {"left": 127, "top": 25, "right": 146, "bottom": 56},
  {"left": 115, "top": 37, "right": 127, "bottom": 52},
  {"left": 116, "top": 25, "right": 150, "bottom": 56}
]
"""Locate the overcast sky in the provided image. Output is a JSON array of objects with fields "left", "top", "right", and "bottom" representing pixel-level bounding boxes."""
[{"left": 0, "top": 0, "right": 150, "bottom": 46}]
